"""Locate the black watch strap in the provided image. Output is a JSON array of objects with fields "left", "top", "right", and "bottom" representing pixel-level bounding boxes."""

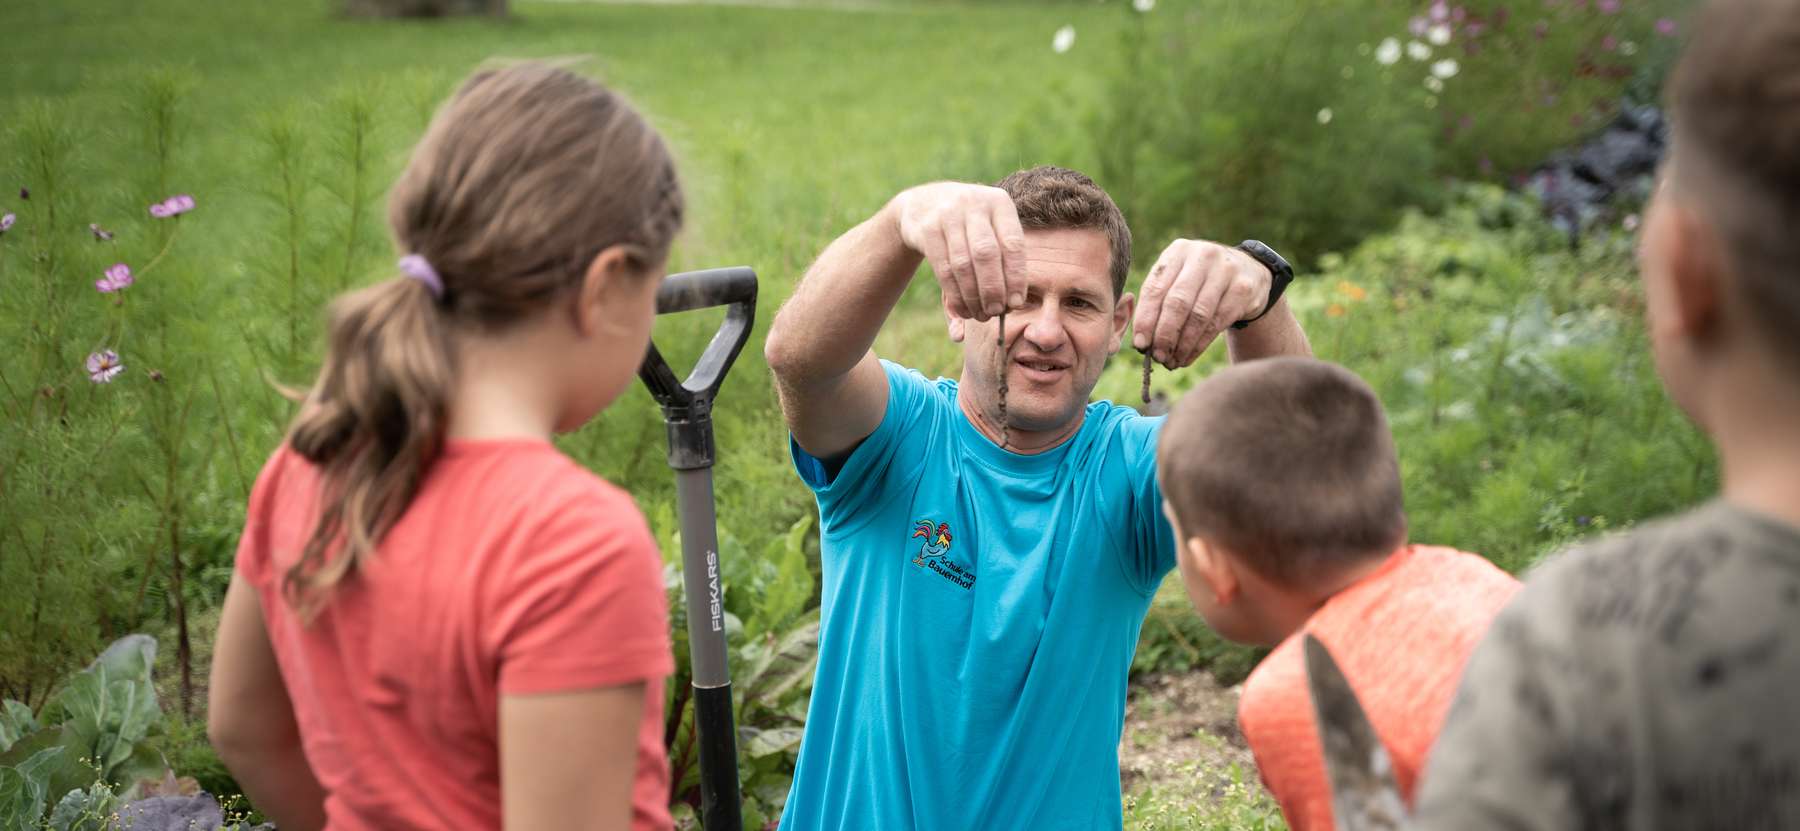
[{"left": 1231, "top": 240, "right": 1294, "bottom": 330}]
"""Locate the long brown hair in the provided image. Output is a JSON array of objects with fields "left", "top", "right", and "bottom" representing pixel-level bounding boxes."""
[{"left": 282, "top": 62, "right": 683, "bottom": 616}]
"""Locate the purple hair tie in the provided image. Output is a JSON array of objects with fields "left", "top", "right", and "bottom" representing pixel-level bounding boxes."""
[{"left": 398, "top": 254, "right": 444, "bottom": 299}]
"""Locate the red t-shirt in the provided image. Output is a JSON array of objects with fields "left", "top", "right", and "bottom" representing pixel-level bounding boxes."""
[
  {"left": 235, "top": 439, "right": 674, "bottom": 830},
  {"left": 1237, "top": 545, "right": 1520, "bottom": 831}
]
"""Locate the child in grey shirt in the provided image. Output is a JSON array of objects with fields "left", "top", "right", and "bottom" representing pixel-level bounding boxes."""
[{"left": 1413, "top": 0, "right": 1800, "bottom": 828}]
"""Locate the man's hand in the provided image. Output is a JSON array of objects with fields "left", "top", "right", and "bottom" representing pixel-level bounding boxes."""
[
  {"left": 1132, "top": 239, "right": 1272, "bottom": 368},
  {"left": 893, "top": 182, "right": 1029, "bottom": 321}
]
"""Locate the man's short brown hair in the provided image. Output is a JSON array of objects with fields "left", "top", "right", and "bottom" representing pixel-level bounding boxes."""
[
  {"left": 1667, "top": 0, "right": 1800, "bottom": 373},
  {"left": 1157, "top": 358, "right": 1407, "bottom": 585},
  {"left": 996, "top": 166, "right": 1133, "bottom": 298}
]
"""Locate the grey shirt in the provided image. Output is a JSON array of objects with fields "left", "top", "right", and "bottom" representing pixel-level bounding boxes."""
[{"left": 1414, "top": 500, "right": 1800, "bottom": 831}]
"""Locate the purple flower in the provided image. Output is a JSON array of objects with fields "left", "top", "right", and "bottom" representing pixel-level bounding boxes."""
[
  {"left": 148, "top": 194, "right": 195, "bottom": 218},
  {"left": 89, "top": 223, "right": 114, "bottom": 242},
  {"left": 87, "top": 350, "right": 124, "bottom": 383},
  {"left": 96, "top": 263, "right": 134, "bottom": 293},
  {"left": 1656, "top": 17, "right": 1678, "bottom": 36},
  {"left": 1410, "top": 15, "right": 1430, "bottom": 36},
  {"left": 1465, "top": 21, "right": 1487, "bottom": 37},
  {"left": 0, "top": 213, "right": 13, "bottom": 234},
  {"left": 1597, "top": 0, "right": 1619, "bottom": 11},
  {"left": 1602, "top": 34, "right": 1619, "bottom": 51},
  {"left": 1430, "top": 0, "right": 1450, "bottom": 21},
  {"left": 1534, "top": 20, "right": 1550, "bottom": 38}
]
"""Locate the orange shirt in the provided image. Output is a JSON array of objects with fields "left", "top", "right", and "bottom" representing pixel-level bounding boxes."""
[
  {"left": 1237, "top": 545, "right": 1519, "bottom": 831},
  {"left": 236, "top": 440, "right": 674, "bottom": 831}
]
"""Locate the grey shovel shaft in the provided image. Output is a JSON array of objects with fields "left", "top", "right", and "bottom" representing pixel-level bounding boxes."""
[
  {"left": 638, "top": 267, "right": 756, "bottom": 831},
  {"left": 677, "top": 468, "right": 729, "bottom": 686}
]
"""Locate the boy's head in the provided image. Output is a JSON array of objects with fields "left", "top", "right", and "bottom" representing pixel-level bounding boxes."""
[
  {"left": 1640, "top": 0, "right": 1800, "bottom": 423},
  {"left": 1157, "top": 358, "right": 1407, "bottom": 645}
]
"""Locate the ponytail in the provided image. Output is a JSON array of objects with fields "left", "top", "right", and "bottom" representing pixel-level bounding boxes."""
[{"left": 283, "top": 274, "right": 454, "bottom": 618}]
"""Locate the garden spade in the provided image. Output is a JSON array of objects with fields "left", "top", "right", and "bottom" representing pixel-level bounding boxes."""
[
  {"left": 1303, "top": 633, "right": 1408, "bottom": 831},
  {"left": 639, "top": 266, "right": 758, "bottom": 831}
]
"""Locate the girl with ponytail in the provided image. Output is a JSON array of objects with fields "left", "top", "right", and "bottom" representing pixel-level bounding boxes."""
[{"left": 206, "top": 62, "right": 685, "bottom": 831}]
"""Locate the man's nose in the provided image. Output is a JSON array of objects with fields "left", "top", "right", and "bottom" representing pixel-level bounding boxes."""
[{"left": 1019, "top": 304, "right": 1068, "bottom": 352}]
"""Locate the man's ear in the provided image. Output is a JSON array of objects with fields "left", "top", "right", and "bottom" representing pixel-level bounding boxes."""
[
  {"left": 1111, "top": 292, "right": 1136, "bottom": 356},
  {"left": 573, "top": 244, "right": 641, "bottom": 338},
  {"left": 946, "top": 310, "right": 967, "bottom": 344},
  {"left": 1186, "top": 535, "right": 1241, "bottom": 606}
]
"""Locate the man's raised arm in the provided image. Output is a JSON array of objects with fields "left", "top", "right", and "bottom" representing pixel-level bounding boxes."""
[{"left": 765, "top": 183, "right": 1025, "bottom": 460}]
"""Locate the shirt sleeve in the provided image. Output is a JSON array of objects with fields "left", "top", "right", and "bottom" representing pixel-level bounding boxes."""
[
  {"left": 1121, "top": 414, "right": 1177, "bottom": 593},
  {"left": 1412, "top": 561, "right": 1598, "bottom": 831},
  {"left": 492, "top": 486, "right": 674, "bottom": 695},
  {"left": 233, "top": 448, "right": 295, "bottom": 588},
  {"left": 790, "top": 360, "right": 940, "bottom": 536}
]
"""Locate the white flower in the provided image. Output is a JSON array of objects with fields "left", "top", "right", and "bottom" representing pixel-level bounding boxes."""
[
  {"left": 1132, "top": 0, "right": 1154, "bottom": 13},
  {"left": 1427, "top": 23, "right": 1452, "bottom": 45},
  {"left": 1052, "top": 25, "right": 1076, "bottom": 53},
  {"left": 1620, "top": 40, "right": 1639, "bottom": 56},
  {"left": 1317, "top": 108, "right": 1334, "bottom": 125},
  {"left": 1375, "top": 38, "right": 1402, "bottom": 65},
  {"left": 1424, "top": 76, "right": 1445, "bottom": 93},
  {"left": 1431, "top": 59, "right": 1459, "bottom": 79},
  {"left": 1424, "top": 95, "right": 1439, "bottom": 109},
  {"left": 1407, "top": 40, "right": 1432, "bottom": 61}
]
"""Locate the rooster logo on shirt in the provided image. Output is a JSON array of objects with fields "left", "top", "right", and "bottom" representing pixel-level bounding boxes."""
[{"left": 912, "top": 519, "right": 953, "bottom": 566}]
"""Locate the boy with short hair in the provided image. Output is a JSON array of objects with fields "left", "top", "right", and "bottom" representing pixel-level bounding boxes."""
[
  {"left": 1413, "top": 0, "right": 1800, "bottom": 826},
  {"left": 1156, "top": 357, "right": 1519, "bottom": 831}
]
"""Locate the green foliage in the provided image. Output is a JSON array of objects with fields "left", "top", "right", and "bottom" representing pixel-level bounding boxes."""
[
  {"left": 48, "top": 783, "right": 119, "bottom": 831},
  {"left": 1084, "top": 0, "right": 1690, "bottom": 265},
  {"left": 1123, "top": 761, "right": 1285, "bottom": 831},
  {"left": 0, "top": 636, "right": 176, "bottom": 827}
]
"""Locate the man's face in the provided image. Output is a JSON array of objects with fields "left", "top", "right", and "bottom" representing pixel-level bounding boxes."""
[{"left": 954, "top": 227, "right": 1132, "bottom": 433}]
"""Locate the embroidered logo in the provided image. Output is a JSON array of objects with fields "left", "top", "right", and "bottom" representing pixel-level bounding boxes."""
[
  {"left": 912, "top": 520, "right": 952, "bottom": 565},
  {"left": 911, "top": 519, "right": 975, "bottom": 590}
]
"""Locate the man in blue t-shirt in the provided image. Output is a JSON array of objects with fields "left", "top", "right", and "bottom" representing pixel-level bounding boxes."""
[{"left": 764, "top": 166, "right": 1313, "bottom": 830}]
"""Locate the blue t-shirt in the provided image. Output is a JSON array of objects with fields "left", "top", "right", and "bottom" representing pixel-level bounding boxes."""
[{"left": 779, "top": 361, "right": 1176, "bottom": 831}]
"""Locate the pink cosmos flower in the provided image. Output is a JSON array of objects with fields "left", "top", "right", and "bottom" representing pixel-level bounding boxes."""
[
  {"left": 1597, "top": 0, "right": 1620, "bottom": 11},
  {"left": 148, "top": 194, "right": 195, "bottom": 218},
  {"left": 1655, "top": 18, "right": 1678, "bottom": 36},
  {"left": 96, "top": 263, "right": 134, "bottom": 293},
  {"left": 87, "top": 350, "right": 124, "bottom": 383}
]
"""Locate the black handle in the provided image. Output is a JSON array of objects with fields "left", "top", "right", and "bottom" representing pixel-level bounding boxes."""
[{"left": 638, "top": 267, "right": 758, "bottom": 470}]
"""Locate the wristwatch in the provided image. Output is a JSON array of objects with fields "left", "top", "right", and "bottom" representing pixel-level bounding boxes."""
[{"left": 1231, "top": 240, "right": 1294, "bottom": 330}]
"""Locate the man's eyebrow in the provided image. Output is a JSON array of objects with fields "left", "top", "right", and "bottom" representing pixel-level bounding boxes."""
[{"left": 1065, "top": 286, "right": 1106, "bottom": 304}]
